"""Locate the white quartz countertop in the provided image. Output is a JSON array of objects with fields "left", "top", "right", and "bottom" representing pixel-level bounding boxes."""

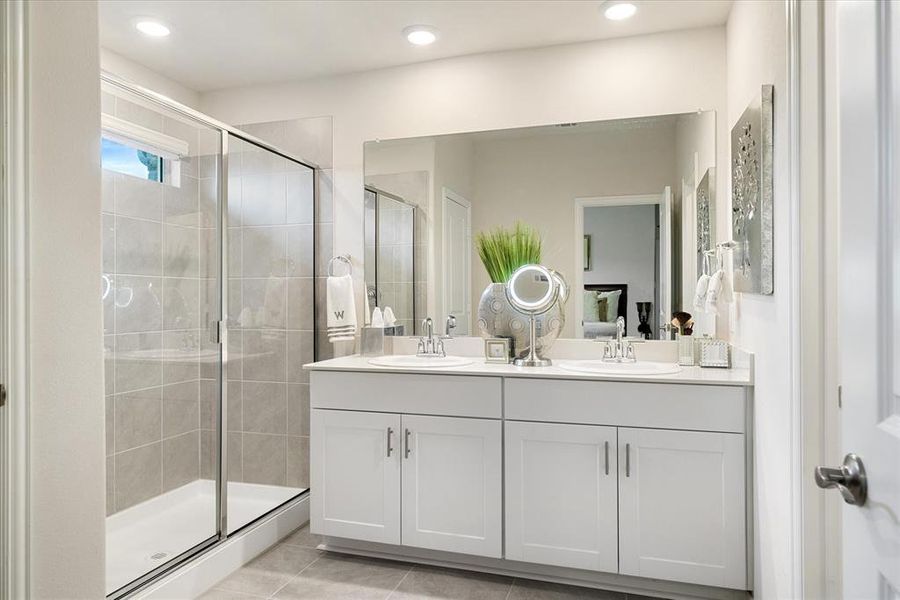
[{"left": 304, "top": 355, "right": 753, "bottom": 387}]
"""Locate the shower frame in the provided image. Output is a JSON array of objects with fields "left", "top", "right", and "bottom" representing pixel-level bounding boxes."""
[
  {"left": 101, "top": 72, "right": 319, "bottom": 600},
  {"left": 364, "top": 186, "right": 417, "bottom": 334}
]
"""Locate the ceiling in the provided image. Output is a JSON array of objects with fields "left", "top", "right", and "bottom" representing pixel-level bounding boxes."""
[{"left": 99, "top": 0, "right": 733, "bottom": 93}]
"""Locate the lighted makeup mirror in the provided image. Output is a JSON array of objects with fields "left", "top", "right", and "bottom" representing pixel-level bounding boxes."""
[{"left": 506, "top": 264, "right": 563, "bottom": 367}]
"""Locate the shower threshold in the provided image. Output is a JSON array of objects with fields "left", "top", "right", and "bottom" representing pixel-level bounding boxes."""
[{"left": 106, "top": 479, "right": 303, "bottom": 595}]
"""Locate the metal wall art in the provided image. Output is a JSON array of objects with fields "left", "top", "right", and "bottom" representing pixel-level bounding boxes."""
[
  {"left": 731, "top": 84, "right": 774, "bottom": 294},
  {"left": 696, "top": 168, "right": 715, "bottom": 276}
]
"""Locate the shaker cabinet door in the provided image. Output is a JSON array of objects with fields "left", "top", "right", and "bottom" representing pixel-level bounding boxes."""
[
  {"left": 401, "top": 414, "right": 502, "bottom": 557},
  {"left": 618, "top": 427, "right": 746, "bottom": 589},
  {"left": 311, "top": 409, "right": 401, "bottom": 544},
  {"left": 505, "top": 421, "right": 619, "bottom": 572}
]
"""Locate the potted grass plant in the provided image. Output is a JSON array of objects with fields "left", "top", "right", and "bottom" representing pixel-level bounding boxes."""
[
  {"left": 475, "top": 222, "right": 543, "bottom": 284},
  {"left": 475, "top": 223, "right": 561, "bottom": 343}
]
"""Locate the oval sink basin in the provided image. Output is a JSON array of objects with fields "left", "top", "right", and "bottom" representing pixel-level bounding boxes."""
[
  {"left": 367, "top": 355, "right": 474, "bottom": 369},
  {"left": 556, "top": 360, "right": 682, "bottom": 376}
]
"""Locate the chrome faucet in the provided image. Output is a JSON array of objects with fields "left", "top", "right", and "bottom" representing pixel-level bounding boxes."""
[
  {"left": 416, "top": 317, "right": 446, "bottom": 357},
  {"left": 444, "top": 315, "right": 457, "bottom": 338},
  {"left": 602, "top": 316, "right": 636, "bottom": 363}
]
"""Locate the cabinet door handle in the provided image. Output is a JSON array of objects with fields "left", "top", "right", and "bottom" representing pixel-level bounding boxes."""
[
  {"left": 604, "top": 441, "right": 610, "bottom": 475},
  {"left": 625, "top": 443, "right": 631, "bottom": 477},
  {"left": 404, "top": 428, "right": 411, "bottom": 459},
  {"left": 386, "top": 427, "right": 394, "bottom": 457}
]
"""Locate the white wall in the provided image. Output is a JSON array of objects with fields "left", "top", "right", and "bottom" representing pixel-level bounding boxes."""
[
  {"left": 201, "top": 26, "right": 728, "bottom": 325},
  {"left": 584, "top": 205, "right": 658, "bottom": 336},
  {"left": 101, "top": 47, "right": 201, "bottom": 109},
  {"left": 726, "top": 1, "right": 797, "bottom": 598},
  {"left": 28, "top": 1, "right": 106, "bottom": 597}
]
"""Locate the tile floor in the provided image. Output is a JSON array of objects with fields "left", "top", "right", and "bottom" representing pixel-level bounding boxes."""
[{"left": 200, "top": 524, "right": 658, "bottom": 600}]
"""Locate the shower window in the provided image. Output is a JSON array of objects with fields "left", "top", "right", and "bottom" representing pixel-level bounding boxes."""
[{"left": 101, "top": 138, "right": 164, "bottom": 182}]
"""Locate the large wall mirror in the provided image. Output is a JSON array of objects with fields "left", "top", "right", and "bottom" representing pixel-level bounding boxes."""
[{"left": 364, "top": 111, "right": 716, "bottom": 339}]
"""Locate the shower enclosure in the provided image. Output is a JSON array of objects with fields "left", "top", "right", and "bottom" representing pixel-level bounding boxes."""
[
  {"left": 101, "top": 75, "right": 316, "bottom": 597},
  {"left": 364, "top": 187, "right": 416, "bottom": 333}
]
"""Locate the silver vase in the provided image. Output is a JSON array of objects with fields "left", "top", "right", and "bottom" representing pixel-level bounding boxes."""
[{"left": 476, "top": 282, "right": 564, "bottom": 356}]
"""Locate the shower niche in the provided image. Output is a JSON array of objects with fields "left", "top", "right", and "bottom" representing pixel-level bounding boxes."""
[{"left": 101, "top": 76, "right": 318, "bottom": 597}]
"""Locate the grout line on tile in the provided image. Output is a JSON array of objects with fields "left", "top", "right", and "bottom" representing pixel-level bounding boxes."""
[
  {"left": 385, "top": 563, "right": 414, "bottom": 600},
  {"left": 504, "top": 578, "right": 520, "bottom": 600},
  {"left": 266, "top": 546, "right": 323, "bottom": 599}
]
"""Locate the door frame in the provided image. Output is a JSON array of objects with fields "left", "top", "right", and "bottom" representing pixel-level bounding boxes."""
[
  {"left": 794, "top": 0, "right": 843, "bottom": 598},
  {"left": 1, "top": 2, "right": 30, "bottom": 598},
  {"left": 441, "top": 187, "right": 472, "bottom": 335},
  {"left": 573, "top": 194, "right": 668, "bottom": 339}
]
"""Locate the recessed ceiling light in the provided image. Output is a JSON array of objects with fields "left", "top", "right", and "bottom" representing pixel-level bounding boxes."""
[
  {"left": 404, "top": 25, "right": 438, "bottom": 46},
  {"left": 604, "top": 2, "right": 637, "bottom": 21},
  {"left": 135, "top": 20, "right": 171, "bottom": 37}
]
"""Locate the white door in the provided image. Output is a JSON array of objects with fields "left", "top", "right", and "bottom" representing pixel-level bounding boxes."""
[
  {"left": 618, "top": 428, "right": 746, "bottom": 589},
  {"left": 658, "top": 186, "right": 672, "bottom": 335},
  {"left": 442, "top": 188, "right": 471, "bottom": 335},
  {"left": 505, "top": 421, "right": 618, "bottom": 572},
  {"left": 824, "top": 2, "right": 900, "bottom": 595},
  {"left": 401, "top": 414, "right": 501, "bottom": 557},
  {"left": 310, "top": 409, "right": 401, "bottom": 544}
]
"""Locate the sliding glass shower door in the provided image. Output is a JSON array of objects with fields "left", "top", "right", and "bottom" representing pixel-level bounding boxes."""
[
  {"left": 101, "top": 76, "right": 315, "bottom": 598},
  {"left": 102, "top": 80, "right": 223, "bottom": 596},
  {"left": 223, "top": 134, "right": 314, "bottom": 534}
]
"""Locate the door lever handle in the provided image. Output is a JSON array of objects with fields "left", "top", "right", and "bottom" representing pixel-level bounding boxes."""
[{"left": 815, "top": 453, "right": 867, "bottom": 506}]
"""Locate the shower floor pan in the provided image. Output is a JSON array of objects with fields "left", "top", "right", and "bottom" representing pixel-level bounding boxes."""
[{"left": 106, "top": 479, "right": 303, "bottom": 595}]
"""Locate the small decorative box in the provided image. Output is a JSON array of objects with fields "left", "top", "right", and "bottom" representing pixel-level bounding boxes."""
[
  {"left": 697, "top": 337, "right": 731, "bottom": 368},
  {"left": 676, "top": 333, "right": 695, "bottom": 366}
]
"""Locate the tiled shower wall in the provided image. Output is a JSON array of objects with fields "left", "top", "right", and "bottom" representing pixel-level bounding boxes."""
[
  {"left": 102, "top": 91, "right": 219, "bottom": 514},
  {"left": 103, "top": 97, "right": 331, "bottom": 513},
  {"left": 197, "top": 135, "right": 317, "bottom": 489}
]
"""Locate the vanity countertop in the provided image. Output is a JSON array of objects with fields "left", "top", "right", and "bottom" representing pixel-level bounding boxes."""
[{"left": 304, "top": 355, "right": 753, "bottom": 387}]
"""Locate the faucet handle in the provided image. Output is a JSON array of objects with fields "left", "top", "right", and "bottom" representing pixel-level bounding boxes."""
[
  {"left": 625, "top": 342, "right": 636, "bottom": 361},
  {"left": 602, "top": 341, "right": 614, "bottom": 361},
  {"left": 445, "top": 315, "right": 457, "bottom": 337}
]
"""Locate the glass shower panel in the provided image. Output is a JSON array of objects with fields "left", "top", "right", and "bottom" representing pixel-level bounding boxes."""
[
  {"left": 101, "top": 82, "right": 222, "bottom": 595},
  {"left": 225, "top": 134, "right": 314, "bottom": 534}
]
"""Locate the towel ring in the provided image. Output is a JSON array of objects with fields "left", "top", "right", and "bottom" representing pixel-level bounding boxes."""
[{"left": 328, "top": 254, "right": 352, "bottom": 277}]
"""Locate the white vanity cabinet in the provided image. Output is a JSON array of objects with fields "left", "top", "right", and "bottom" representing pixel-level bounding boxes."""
[
  {"left": 309, "top": 371, "right": 504, "bottom": 558},
  {"left": 310, "top": 409, "right": 401, "bottom": 544},
  {"left": 504, "top": 378, "right": 749, "bottom": 590},
  {"left": 402, "top": 415, "right": 502, "bottom": 557},
  {"left": 617, "top": 428, "right": 746, "bottom": 589},
  {"left": 308, "top": 365, "right": 753, "bottom": 597},
  {"left": 505, "top": 421, "right": 618, "bottom": 572}
]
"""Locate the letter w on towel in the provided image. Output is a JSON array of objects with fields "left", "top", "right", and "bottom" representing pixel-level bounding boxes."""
[{"left": 327, "top": 274, "right": 357, "bottom": 342}]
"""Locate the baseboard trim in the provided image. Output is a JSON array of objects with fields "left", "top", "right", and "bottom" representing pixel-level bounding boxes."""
[{"left": 320, "top": 536, "right": 750, "bottom": 600}]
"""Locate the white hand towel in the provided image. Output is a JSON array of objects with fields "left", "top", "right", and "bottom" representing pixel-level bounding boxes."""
[
  {"left": 693, "top": 274, "right": 711, "bottom": 312},
  {"left": 327, "top": 274, "right": 357, "bottom": 342},
  {"left": 382, "top": 307, "right": 396, "bottom": 327},
  {"left": 705, "top": 270, "right": 724, "bottom": 315},
  {"left": 371, "top": 307, "right": 384, "bottom": 328},
  {"left": 721, "top": 269, "right": 734, "bottom": 304}
]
